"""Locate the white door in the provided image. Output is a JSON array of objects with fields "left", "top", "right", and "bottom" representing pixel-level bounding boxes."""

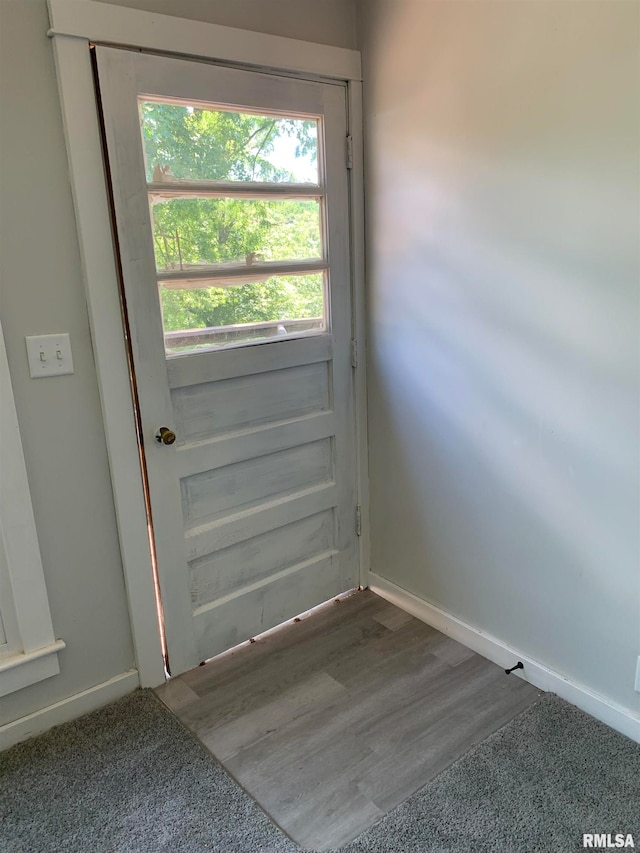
[{"left": 95, "top": 48, "right": 359, "bottom": 676}]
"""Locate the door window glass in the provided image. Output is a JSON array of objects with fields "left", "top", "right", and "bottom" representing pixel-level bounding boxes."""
[
  {"left": 141, "top": 101, "right": 319, "bottom": 185},
  {"left": 161, "top": 273, "right": 326, "bottom": 353},
  {"left": 139, "top": 99, "right": 327, "bottom": 354},
  {"left": 151, "top": 197, "right": 322, "bottom": 272}
]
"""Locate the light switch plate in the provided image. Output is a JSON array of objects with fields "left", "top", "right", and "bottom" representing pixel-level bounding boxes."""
[
  {"left": 635, "top": 656, "right": 640, "bottom": 693},
  {"left": 26, "top": 333, "right": 74, "bottom": 378}
]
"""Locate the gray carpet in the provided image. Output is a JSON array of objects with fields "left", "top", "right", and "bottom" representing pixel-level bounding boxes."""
[
  {"left": 1, "top": 691, "right": 638, "bottom": 853},
  {"left": 0, "top": 691, "right": 298, "bottom": 853},
  {"left": 340, "top": 694, "right": 640, "bottom": 853}
]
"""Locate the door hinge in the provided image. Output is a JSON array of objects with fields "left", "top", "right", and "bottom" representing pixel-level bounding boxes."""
[
  {"left": 351, "top": 338, "right": 358, "bottom": 368},
  {"left": 346, "top": 135, "right": 353, "bottom": 170},
  {"left": 355, "top": 504, "right": 362, "bottom": 537}
]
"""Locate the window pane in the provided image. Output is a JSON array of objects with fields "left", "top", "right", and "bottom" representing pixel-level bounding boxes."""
[
  {"left": 140, "top": 100, "right": 319, "bottom": 185},
  {"left": 151, "top": 197, "right": 322, "bottom": 272},
  {"left": 160, "top": 274, "right": 326, "bottom": 354}
]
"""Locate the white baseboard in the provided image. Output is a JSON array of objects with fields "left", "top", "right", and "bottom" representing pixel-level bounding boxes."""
[
  {"left": 0, "top": 669, "right": 140, "bottom": 752},
  {"left": 369, "top": 573, "right": 640, "bottom": 744}
]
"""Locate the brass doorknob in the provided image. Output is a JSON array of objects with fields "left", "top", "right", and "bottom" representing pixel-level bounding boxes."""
[{"left": 155, "top": 426, "right": 176, "bottom": 446}]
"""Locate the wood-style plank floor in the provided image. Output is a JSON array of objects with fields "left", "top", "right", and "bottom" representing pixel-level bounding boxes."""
[{"left": 156, "top": 590, "right": 541, "bottom": 851}]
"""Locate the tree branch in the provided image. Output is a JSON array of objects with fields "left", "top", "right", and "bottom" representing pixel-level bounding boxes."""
[{"left": 250, "top": 121, "right": 277, "bottom": 179}]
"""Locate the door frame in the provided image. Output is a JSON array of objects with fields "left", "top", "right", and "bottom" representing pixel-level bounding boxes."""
[{"left": 48, "top": 0, "right": 369, "bottom": 688}]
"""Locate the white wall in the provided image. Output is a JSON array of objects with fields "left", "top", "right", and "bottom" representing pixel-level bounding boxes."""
[
  {"left": 358, "top": 0, "right": 640, "bottom": 717},
  {"left": 0, "top": 0, "right": 356, "bottom": 732},
  {"left": 0, "top": 0, "right": 136, "bottom": 727}
]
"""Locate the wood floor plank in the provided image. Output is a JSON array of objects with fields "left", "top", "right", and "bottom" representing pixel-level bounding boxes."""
[
  {"left": 200, "top": 671, "right": 345, "bottom": 761},
  {"left": 371, "top": 603, "right": 415, "bottom": 632},
  {"left": 356, "top": 671, "right": 540, "bottom": 813},
  {"left": 158, "top": 590, "right": 542, "bottom": 850},
  {"left": 282, "top": 780, "right": 383, "bottom": 851},
  {"left": 350, "top": 654, "right": 503, "bottom": 744},
  {"left": 234, "top": 731, "right": 378, "bottom": 807},
  {"left": 220, "top": 654, "right": 452, "bottom": 783},
  {"left": 427, "top": 633, "right": 477, "bottom": 666},
  {"left": 180, "top": 607, "right": 389, "bottom": 734},
  {"left": 155, "top": 677, "right": 199, "bottom": 713},
  {"left": 322, "top": 615, "right": 439, "bottom": 688}
]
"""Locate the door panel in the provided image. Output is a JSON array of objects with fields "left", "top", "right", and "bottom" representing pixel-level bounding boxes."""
[
  {"left": 171, "top": 361, "right": 330, "bottom": 443},
  {"left": 96, "top": 47, "right": 358, "bottom": 675},
  {"left": 190, "top": 509, "right": 335, "bottom": 607},
  {"left": 181, "top": 438, "right": 333, "bottom": 526}
]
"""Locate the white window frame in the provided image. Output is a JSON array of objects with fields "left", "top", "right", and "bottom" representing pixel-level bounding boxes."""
[
  {"left": 0, "top": 320, "right": 65, "bottom": 697},
  {"left": 47, "top": 0, "right": 368, "bottom": 688}
]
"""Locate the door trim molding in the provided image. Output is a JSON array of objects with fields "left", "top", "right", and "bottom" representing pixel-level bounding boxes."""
[
  {"left": 47, "top": 0, "right": 361, "bottom": 81},
  {"left": 49, "top": 9, "right": 368, "bottom": 687},
  {"left": 51, "top": 34, "right": 166, "bottom": 687}
]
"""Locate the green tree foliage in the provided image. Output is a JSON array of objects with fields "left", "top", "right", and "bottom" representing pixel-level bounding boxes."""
[
  {"left": 159, "top": 275, "right": 324, "bottom": 334},
  {"left": 141, "top": 102, "right": 316, "bottom": 183},
  {"left": 140, "top": 101, "right": 323, "bottom": 339}
]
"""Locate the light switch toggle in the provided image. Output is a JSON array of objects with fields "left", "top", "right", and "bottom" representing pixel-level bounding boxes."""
[{"left": 26, "top": 334, "right": 74, "bottom": 378}]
